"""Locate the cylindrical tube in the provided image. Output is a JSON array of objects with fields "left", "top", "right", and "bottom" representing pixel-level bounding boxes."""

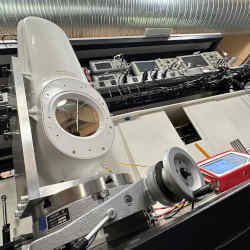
[
  {"left": 0, "top": 0, "right": 249, "bottom": 38},
  {"left": 1, "top": 195, "right": 10, "bottom": 246},
  {"left": 1, "top": 195, "right": 7, "bottom": 226}
]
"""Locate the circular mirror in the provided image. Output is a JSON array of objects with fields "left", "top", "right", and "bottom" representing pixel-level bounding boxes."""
[{"left": 55, "top": 98, "right": 99, "bottom": 137}]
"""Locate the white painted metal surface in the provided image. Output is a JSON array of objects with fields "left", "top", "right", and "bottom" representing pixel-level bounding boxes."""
[
  {"left": 15, "top": 17, "right": 115, "bottom": 187},
  {"left": 118, "top": 112, "right": 184, "bottom": 178}
]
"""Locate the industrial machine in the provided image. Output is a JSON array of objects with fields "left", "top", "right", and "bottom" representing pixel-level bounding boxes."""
[
  {"left": 0, "top": 13, "right": 250, "bottom": 250},
  {"left": 4, "top": 17, "right": 210, "bottom": 250}
]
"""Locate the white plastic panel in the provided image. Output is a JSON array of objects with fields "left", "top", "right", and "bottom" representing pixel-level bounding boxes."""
[
  {"left": 183, "top": 95, "right": 250, "bottom": 155},
  {"left": 222, "top": 96, "right": 250, "bottom": 148},
  {"left": 118, "top": 111, "right": 184, "bottom": 178}
]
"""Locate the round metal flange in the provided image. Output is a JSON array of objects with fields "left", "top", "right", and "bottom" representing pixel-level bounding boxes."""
[
  {"left": 41, "top": 77, "right": 114, "bottom": 159},
  {"left": 145, "top": 147, "right": 204, "bottom": 205},
  {"left": 162, "top": 147, "right": 204, "bottom": 201}
]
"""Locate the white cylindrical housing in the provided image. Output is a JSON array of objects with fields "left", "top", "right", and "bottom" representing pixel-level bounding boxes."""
[
  {"left": 17, "top": 17, "right": 88, "bottom": 108},
  {"left": 17, "top": 17, "right": 114, "bottom": 186}
]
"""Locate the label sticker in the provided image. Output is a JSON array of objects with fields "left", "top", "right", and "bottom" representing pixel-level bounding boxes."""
[{"left": 47, "top": 208, "right": 70, "bottom": 230}]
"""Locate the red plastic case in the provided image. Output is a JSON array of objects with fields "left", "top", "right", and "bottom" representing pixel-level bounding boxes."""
[{"left": 198, "top": 150, "right": 250, "bottom": 193}]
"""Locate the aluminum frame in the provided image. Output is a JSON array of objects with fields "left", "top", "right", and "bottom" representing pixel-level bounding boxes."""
[
  {"left": 12, "top": 57, "right": 40, "bottom": 200},
  {"left": 12, "top": 57, "right": 82, "bottom": 218}
]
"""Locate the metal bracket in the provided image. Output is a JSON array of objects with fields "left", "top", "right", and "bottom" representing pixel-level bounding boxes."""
[{"left": 21, "top": 180, "right": 151, "bottom": 250}]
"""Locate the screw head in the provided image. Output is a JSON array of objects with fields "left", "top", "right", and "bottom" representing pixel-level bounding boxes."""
[
  {"left": 1, "top": 195, "right": 6, "bottom": 201},
  {"left": 107, "top": 208, "right": 116, "bottom": 220}
]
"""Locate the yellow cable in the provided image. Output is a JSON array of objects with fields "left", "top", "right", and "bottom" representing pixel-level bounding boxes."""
[
  {"left": 194, "top": 143, "right": 210, "bottom": 159},
  {"left": 109, "top": 161, "right": 150, "bottom": 168},
  {"left": 102, "top": 166, "right": 114, "bottom": 173},
  {"left": 102, "top": 161, "right": 150, "bottom": 174}
]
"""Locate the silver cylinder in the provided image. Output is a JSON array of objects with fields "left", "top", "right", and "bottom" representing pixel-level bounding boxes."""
[{"left": 0, "top": 0, "right": 249, "bottom": 38}]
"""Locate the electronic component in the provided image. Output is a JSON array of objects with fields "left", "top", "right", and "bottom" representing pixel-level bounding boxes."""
[
  {"left": 156, "top": 58, "right": 185, "bottom": 72},
  {"left": 131, "top": 60, "right": 159, "bottom": 76},
  {"left": 89, "top": 58, "right": 128, "bottom": 74},
  {"left": 155, "top": 52, "right": 223, "bottom": 77},
  {"left": 92, "top": 74, "right": 116, "bottom": 82},
  {"left": 95, "top": 61, "right": 249, "bottom": 112},
  {"left": 92, "top": 74, "right": 119, "bottom": 88},
  {"left": 181, "top": 55, "right": 209, "bottom": 68},
  {"left": 199, "top": 151, "right": 250, "bottom": 192},
  {"left": 157, "top": 57, "right": 202, "bottom": 78},
  {"left": 127, "top": 75, "right": 141, "bottom": 84},
  {"left": 200, "top": 51, "right": 223, "bottom": 67},
  {"left": 177, "top": 51, "right": 223, "bottom": 75}
]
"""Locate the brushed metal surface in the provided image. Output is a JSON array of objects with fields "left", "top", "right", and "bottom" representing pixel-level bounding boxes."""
[
  {"left": 0, "top": 0, "right": 249, "bottom": 38},
  {"left": 12, "top": 57, "right": 40, "bottom": 201},
  {"left": 23, "top": 180, "right": 152, "bottom": 250},
  {"left": 32, "top": 173, "right": 132, "bottom": 221}
]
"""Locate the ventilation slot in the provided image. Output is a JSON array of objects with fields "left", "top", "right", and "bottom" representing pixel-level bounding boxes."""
[{"left": 166, "top": 107, "right": 201, "bottom": 145}]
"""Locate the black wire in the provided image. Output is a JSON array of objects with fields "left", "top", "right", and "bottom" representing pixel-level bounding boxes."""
[{"left": 191, "top": 201, "right": 195, "bottom": 210}]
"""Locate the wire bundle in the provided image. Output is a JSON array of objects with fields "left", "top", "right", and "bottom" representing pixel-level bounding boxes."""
[{"left": 154, "top": 200, "right": 189, "bottom": 220}]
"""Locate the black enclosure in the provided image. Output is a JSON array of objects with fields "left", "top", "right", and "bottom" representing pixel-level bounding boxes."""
[
  {"left": 0, "top": 33, "right": 222, "bottom": 67},
  {"left": 92, "top": 181, "right": 250, "bottom": 250}
]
